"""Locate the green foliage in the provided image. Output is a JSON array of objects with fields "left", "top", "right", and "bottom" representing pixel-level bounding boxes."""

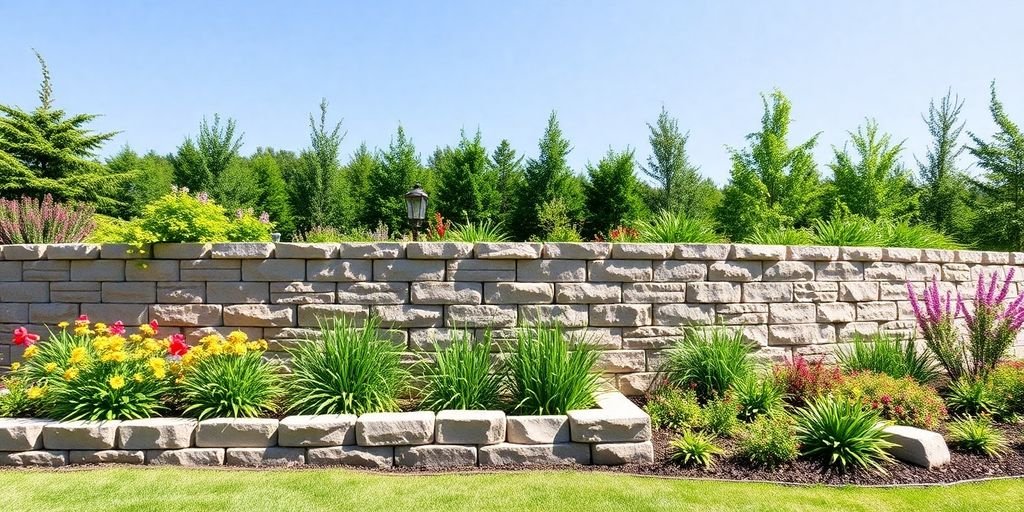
[
  {"left": 637, "top": 210, "right": 721, "bottom": 243},
  {"left": 510, "top": 112, "right": 583, "bottom": 241},
  {"left": 447, "top": 219, "right": 510, "bottom": 242},
  {"left": 644, "top": 386, "right": 704, "bottom": 431},
  {"left": 490, "top": 139, "right": 525, "bottom": 227},
  {"left": 45, "top": 354, "right": 169, "bottom": 421},
  {"left": 181, "top": 350, "right": 282, "bottom": 419},
  {"left": 506, "top": 323, "right": 600, "bottom": 415},
  {"left": 742, "top": 226, "right": 813, "bottom": 245},
  {"left": 947, "top": 417, "right": 1006, "bottom": 457},
  {"left": 420, "top": 330, "right": 502, "bottom": 411},
  {"left": 945, "top": 377, "right": 1000, "bottom": 418},
  {"left": 732, "top": 376, "right": 785, "bottom": 421},
  {"left": 877, "top": 220, "right": 961, "bottom": 249},
  {"left": 643, "top": 107, "right": 721, "bottom": 217},
  {"left": 737, "top": 413, "right": 799, "bottom": 467},
  {"left": 837, "top": 334, "right": 940, "bottom": 384},
  {"left": 989, "top": 361, "right": 1024, "bottom": 419},
  {"left": 669, "top": 430, "right": 723, "bottom": 468},
  {"left": 291, "top": 99, "right": 346, "bottom": 232},
  {"left": 248, "top": 150, "right": 293, "bottom": 236},
  {"left": 967, "top": 82, "right": 1024, "bottom": 251},
  {"left": 171, "top": 114, "right": 243, "bottom": 194},
  {"left": 810, "top": 215, "right": 883, "bottom": 246},
  {"left": 295, "top": 225, "right": 345, "bottom": 243},
  {"left": 663, "top": 329, "right": 755, "bottom": 401},
  {"left": 0, "top": 375, "right": 36, "bottom": 417},
  {"left": 825, "top": 120, "right": 917, "bottom": 220},
  {"left": 136, "top": 190, "right": 231, "bottom": 243},
  {"left": 106, "top": 147, "right": 175, "bottom": 219},
  {"left": 583, "top": 149, "right": 647, "bottom": 237},
  {"left": 21, "top": 328, "right": 90, "bottom": 386},
  {"left": 534, "top": 198, "right": 583, "bottom": 242},
  {"left": 701, "top": 395, "right": 741, "bottom": 437},
  {"left": 433, "top": 130, "right": 500, "bottom": 224},
  {"left": 224, "top": 209, "right": 273, "bottom": 242},
  {"left": 835, "top": 371, "right": 946, "bottom": 430},
  {"left": 365, "top": 125, "right": 424, "bottom": 234},
  {"left": 794, "top": 396, "right": 895, "bottom": 473},
  {"left": 918, "top": 91, "right": 973, "bottom": 238},
  {"left": 344, "top": 143, "right": 377, "bottom": 229}
]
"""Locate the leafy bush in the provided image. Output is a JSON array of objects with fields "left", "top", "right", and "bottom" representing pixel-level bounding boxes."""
[
  {"left": 180, "top": 332, "right": 281, "bottom": 419},
  {"left": 945, "top": 377, "right": 1001, "bottom": 418},
  {"left": 669, "top": 429, "right": 723, "bottom": 468},
  {"left": 136, "top": 189, "right": 232, "bottom": 243},
  {"left": 810, "top": 216, "right": 883, "bottom": 247},
  {"left": 420, "top": 330, "right": 502, "bottom": 411},
  {"left": 447, "top": 219, "right": 510, "bottom": 242},
  {"left": 772, "top": 355, "right": 843, "bottom": 407},
  {"left": 535, "top": 198, "right": 583, "bottom": 243},
  {"left": 637, "top": 210, "right": 721, "bottom": 243},
  {"left": 737, "top": 413, "right": 799, "bottom": 467},
  {"left": 835, "top": 371, "right": 947, "bottom": 429},
  {"left": 296, "top": 225, "right": 345, "bottom": 243},
  {"left": 702, "top": 395, "right": 740, "bottom": 437},
  {"left": 663, "top": 329, "right": 755, "bottom": 401},
  {"left": 733, "top": 376, "right": 785, "bottom": 421},
  {"left": 742, "top": 226, "right": 813, "bottom": 246},
  {"left": 643, "top": 386, "right": 703, "bottom": 431},
  {"left": 837, "top": 334, "right": 940, "bottom": 384},
  {"left": 0, "top": 194, "right": 95, "bottom": 244},
  {"left": 947, "top": 417, "right": 1007, "bottom": 457},
  {"left": 0, "top": 375, "right": 36, "bottom": 417},
  {"left": 989, "top": 360, "right": 1024, "bottom": 419},
  {"left": 506, "top": 323, "right": 600, "bottom": 415},
  {"left": 225, "top": 209, "right": 273, "bottom": 242},
  {"left": 287, "top": 317, "right": 408, "bottom": 415},
  {"left": 794, "top": 396, "right": 895, "bottom": 473}
]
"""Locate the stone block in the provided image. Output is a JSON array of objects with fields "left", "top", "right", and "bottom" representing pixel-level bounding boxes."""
[
  {"left": 125, "top": 260, "right": 179, "bottom": 281},
  {"left": 50, "top": 282, "right": 100, "bottom": 303},
  {"left": 356, "top": 411, "right": 435, "bottom": 446},
  {"left": 484, "top": 282, "right": 554, "bottom": 304},
  {"left": 590, "top": 304, "right": 651, "bottom": 327},
  {"left": 242, "top": 259, "right": 305, "bottom": 281},
  {"left": 652, "top": 261, "right": 707, "bottom": 282},
  {"left": 883, "top": 248, "right": 922, "bottom": 262},
  {"left": 2, "top": 244, "right": 47, "bottom": 260},
  {"left": 479, "top": 443, "right": 590, "bottom": 466},
  {"left": 768, "top": 324, "right": 836, "bottom": 345},
  {"left": 195, "top": 418, "right": 278, "bottom": 447},
  {"left": 505, "top": 415, "right": 571, "bottom": 444},
  {"left": 839, "top": 282, "right": 879, "bottom": 301},
  {"left": 371, "top": 305, "right": 442, "bottom": 328},
  {"left": 763, "top": 261, "right": 815, "bottom": 281},
  {"left": 434, "top": 410, "right": 506, "bottom": 445},
  {"left": 675, "top": 243, "right": 731, "bottom": 260},
  {"left": 743, "top": 282, "right": 793, "bottom": 302},
  {"left": 338, "top": 242, "right": 405, "bottom": 259},
  {"left": 69, "top": 449, "right": 145, "bottom": 465},
  {"left": 81, "top": 303, "right": 149, "bottom": 324},
  {"left": 157, "top": 282, "right": 206, "bottom": 303},
  {"left": 46, "top": 243, "right": 100, "bottom": 259},
  {"left": 622, "top": 283, "right": 688, "bottom": 303},
  {"left": 411, "top": 282, "right": 482, "bottom": 304},
  {"left": 146, "top": 448, "right": 225, "bottom": 466},
  {"left": 446, "top": 259, "right": 516, "bottom": 281},
  {"left": 617, "top": 373, "right": 657, "bottom": 395},
  {"left": 568, "top": 409, "right": 650, "bottom": 443},
  {"left": 922, "top": 249, "right": 956, "bottom": 263},
  {"left": 43, "top": 420, "right": 121, "bottom": 450},
  {"left": 730, "top": 244, "right": 786, "bottom": 260},
  {"left": 0, "top": 303, "right": 29, "bottom": 323},
  {"left": 225, "top": 447, "right": 305, "bottom": 467},
  {"left": 865, "top": 262, "right": 907, "bottom": 281},
  {"left": 611, "top": 243, "right": 674, "bottom": 259},
  {"left": 268, "top": 281, "right": 335, "bottom": 304},
  {"left": 517, "top": 259, "right": 586, "bottom": 282},
  {"left": 207, "top": 282, "right": 269, "bottom": 304},
  {"left": 653, "top": 303, "right": 714, "bottom": 325},
  {"left": 23, "top": 260, "right": 70, "bottom": 281},
  {"left": 306, "top": 445, "right": 394, "bottom": 468},
  {"left": 70, "top": 260, "right": 125, "bottom": 281},
  {"left": 816, "top": 261, "right": 864, "bottom": 281},
  {"left": 274, "top": 243, "right": 339, "bottom": 259},
  {"left": 588, "top": 260, "right": 652, "bottom": 282},
  {"left": 555, "top": 283, "right": 621, "bottom": 304},
  {"left": 475, "top": 242, "right": 542, "bottom": 259},
  {"left": 857, "top": 301, "right": 898, "bottom": 321},
  {"left": 374, "top": 260, "right": 445, "bottom": 281},
  {"left": 0, "top": 450, "right": 67, "bottom": 467},
  {"left": 787, "top": 245, "right": 839, "bottom": 261},
  {"left": 708, "top": 261, "right": 762, "bottom": 282},
  {"left": 0, "top": 261, "right": 21, "bottom": 281},
  {"left": 307, "top": 260, "right": 372, "bottom": 282},
  {"left": 686, "top": 282, "right": 741, "bottom": 303},
  {"left": 0, "top": 418, "right": 51, "bottom": 451},
  {"left": 395, "top": 444, "right": 477, "bottom": 467},
  {"left": 594, "top": 350, "right": 646, "bottom": 373},
  {"left": 223, "top": 304, "right": 295, "bottom": 327},
  {"left": 0, "top": 282, "right": 48, "bottom": 302},
  {"left": 29, "top": 302, "right": 79, "bottom": 324},
  {"left": 298, "top": 304, "right": 368, "bottom": 327},
  {"left": 278, "top": 414, "right": 357, "bottom": 447},
  {"left": 838, "top": 321, "right": 880, "bottom": 340},
  {"left": 117, "top": 418, "right": 197, "bottom": 449},
  {"left": 149, "top": 304, "right": 222, "bottom": 326},
  {"left": 768, "top": 303, "right": 817, "bottom": 324},
  {"left": 211, "top": 243, "right": 275, "bottom": 259},
  {"left": 152, "top": 243, "right": 211, "bottom": 259},
  {"left": 543, "top": 242, "right": 612, "bottom": 259},
  {"left": 336, "top": 282, "right": 408, "bottom": 304},
  {"left": 841, "top": 246, "right": 883, "bottom": 261},
  {"left": 906, "top": 263, "right": 942, "bottom": 281},
  {"left": 816, "top": 302, "right": 856, "bottom": 323},
  {"left": 715, "top": 303, "right": 768, "bottom": 325},
  {"left": 592, "top": 441, "right": 655, "bottom": 465},
  {"left": 447, "top": 304, "right": 516, "bottom": 328},
  {"left": 519, "top": 304, "right": 589, "bottom": 327},
  {"left": 884, "top": 425, "right": 950, "bottom": 469},
  {"left": 405, "top": 242, "right": 474, "bottom": 259},
  {"left": 99, "top": 281, "right": 156, "bottom": 303}
]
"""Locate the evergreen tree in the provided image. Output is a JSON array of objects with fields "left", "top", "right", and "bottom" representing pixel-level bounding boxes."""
[
  {"left": 826, "top": 120, "right": 917, "bottom": 220},
  {"left": 490, "top": 139, "right": 525, "bottom": 226},
  {"left": 716, "top": 90, "right": 822, "bottom": 241},
  {"left": 249, "top": 149, "right": 294, "bottom": 236},
  {"left": 0, "top": 51, "right": 126, "bottom": 212},
  {"left": 215, "top": 159, "right": 260, "bottom": 211},
  {"left": 584, "top": 149, "right": 647, "bottom": 237},
  {"left": 292, "top": 99, "right": 346, "bottom": 232},
  {"left": 967, "top": 83, "right": 1024, "bottom": 251},
  {"left": 366, "top": 125, "right": 423, "bottom": 234},
  {"left": 105, "top": 146, "right": 174, "bottom": 219},
  {"left": 170, "top": 114, "right": 243, "bottom": 194},
  {"left": 346, "top": 143, "right": 376, "bottom": 228},
  {"left": 433, "top": 130, "right": 499, "bottom": 223},
  {"left": 643, "top": 107, "right": 720, "bottom": 217},
  {"left": 510, "top": 112, "right": 583, "bottom": 240},
  {"left": 917, "top": 90, "right": 972, "bottom": 235}
]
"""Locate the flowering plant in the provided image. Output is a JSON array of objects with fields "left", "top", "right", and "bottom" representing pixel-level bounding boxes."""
[
  {"left": 772, "top": 354, "right": 842, "bottom": 407},
  {"left": 0, "top": 194, "right": 96, "bottom": 244},
  {"left": 178, "top": 331, "right": 280, "bottom": 419},
  {"left": 426, "top": 211, "right": 451, "bottom": 241},
  {"left": 835, "top": 371, "right": 947, "bottom": 429}
]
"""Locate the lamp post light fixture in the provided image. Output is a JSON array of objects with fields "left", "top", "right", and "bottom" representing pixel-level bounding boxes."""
[{"left": 404, "top": 183, "right": 429, "bottom": 240}]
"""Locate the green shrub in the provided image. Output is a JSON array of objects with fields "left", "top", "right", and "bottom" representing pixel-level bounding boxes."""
[
  {"left": 878, "top": 221, "right": 960, "bottom": 249},
  {"left": 0, "top": 375, "right": 36, "bottom": 417},
  {"left": 742, "top": 226, "right": 813, "bottom": 246},
  {"left": 733, "top": 376, "right": 785, "bottom": 421},
  {"left": 225, "top": 209, "right": 273, "bottom": 242},
  {"left": 181, "top": 350, "right": 282, "bottom": 419},
  {"left": 669, "top": 430, "right": 723, "bottom": 468},
  {"left": 837, "top": 334, "right": 940, "bottom": 384},
  {"left": 702, "top": 395, "right": 740, "bottom": 437},
  {"left": 794, "top": 396, "right": 895, "bottom": 473},
  {"left": 296, "top": 225, "right": 345, "bottom": 242},
  {"left": 663, "top": 329, "right": 755, "bottom": 401},
  {"left": 945, "top": 378, "right": 1001, "bottom": 418},
  {"left": 643, "top": 386, "right": 703, "bottom": 431},
  {"left": 637, "top": 210, "right": 721, "bottom": 243},
  {"left": 989, "top": 361, "right": 1024, "bottom": 419},
  {"left": 137, "top": 189, "right": 231, "bottom": 243},
  {"left": 737, "top": 413, "right": 799, "bottom": 467},
  {"left": 535, "top": 198, "right": 583, "bottom": 243},
  {"left": 835, "top": 371, "right": 947, "bottom": 429},
  {"left": 947, "top": 417, "right": 1007, "bottom": 457},
  {"left": 506, "top": 323, "right": 600, "bottom": 415},
  {"left": 287, "top": 317, "right": 408, "bottom": 415},
  {"left": 810, "top": 216, "right": 883, "bottom": 247},
  {"left": 420, "top": 330, "right": 502, "bottom": 411},
  {"left": 448, "top": 219, "right": 510, "bottom": 242}
]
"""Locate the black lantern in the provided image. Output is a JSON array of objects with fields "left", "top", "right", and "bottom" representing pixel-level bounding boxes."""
[{"left": 404, "top": 183, "right": 429, "bottom": 240}]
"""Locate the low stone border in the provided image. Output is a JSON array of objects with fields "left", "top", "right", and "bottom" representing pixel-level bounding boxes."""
[{"left": 0, "top": 391, "right": 651, "bottom": 468}]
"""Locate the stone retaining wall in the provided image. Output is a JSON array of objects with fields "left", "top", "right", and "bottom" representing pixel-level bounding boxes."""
[
  {"left": 0, "top": 391, "right": 652, "bottom": 467},
  {"left": 1, "top": 242, "right": 1023, "bottom": 395}
]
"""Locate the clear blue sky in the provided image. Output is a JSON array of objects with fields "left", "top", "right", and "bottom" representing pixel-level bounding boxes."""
[{"left": 2, "top": 0, "right": 1023, "bottom": 185}]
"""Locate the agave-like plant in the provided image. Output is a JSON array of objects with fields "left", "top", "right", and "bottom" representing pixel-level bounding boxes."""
[
  {"left": 794, "top": 396, "right": 895, "bottom": 473},
  {"left": 637, "top": 210, "right": 721, "bottom": 243},
  {"left": 447, "top": 218, "right": 510, "bottom": 242}
]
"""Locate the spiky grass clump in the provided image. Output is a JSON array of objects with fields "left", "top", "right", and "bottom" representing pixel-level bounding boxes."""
[
  {"left": 287, "top": 317, "right": 409, "bottom": 416},
  {"left": 663, "top": 329, "right": 755, "bottom": 401},
  {"left": 669, "top": 430, "right": 723, "bottom": 468},
  {"left": 732, "top": 376, "right": 785, "bottom": 421},
  {"left": 794, "top": 396, "right": 895, "bottom": 473},
  {"left": 638, "top": 210, "right": 721, "bottom": 243},
  {"left": 506, "top": 323, "right": 600, "bottom": 415},
  {"left": 947, "top": 417, "right": 1007, "bottom": 457},
  {"left": 447, "top": 219, "right": 510, "bottom": 242},
  {"left": 837, "top": 334, "right": 940, "bottom": 384},
  {"left": 810, "top": 216, "right": 883, "bottom": 247},
  {"left": 743, "top": 226, "right": 813, "bottom": 246},
  {"left": 181, "top": 351, "right": 282, "bottom": 420},
  {"left": 878, "top": 221, "right": 961, "bottom": 250},
  {"left": 944, "top": 378, "right": 1001, "bottom": 418},
  {"left": 420, "top": 330, "right": 503, "bottom": 411}
]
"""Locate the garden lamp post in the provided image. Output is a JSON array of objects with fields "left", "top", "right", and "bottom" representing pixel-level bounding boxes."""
[{"left": 404, "top": 183, "right": 429, "bottom": 241}]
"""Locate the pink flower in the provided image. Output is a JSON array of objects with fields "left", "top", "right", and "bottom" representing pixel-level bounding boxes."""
[
  {"left": 149, "top": 320, "right": 159, "bottom": 334},
  {"left": 12, "top": 327, "right": 39, "bottom": 346},
  {"left": 168, "top": 334, "right": 189, "bottom": 357},
  {"left": 110, "top": 321, "right": 126, "bottom": 335}
]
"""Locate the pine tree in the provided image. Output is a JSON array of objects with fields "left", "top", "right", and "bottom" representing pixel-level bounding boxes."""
[
  {"left": 366, "top": 125, "right": 423, "bottom": 234},
  {"left": 967, "top": 82, "right": 1024, "bottom": 251},
  {"left": 716, "top": 90, "right": 822, "bottom": 241},
  {"left": 346, "top": 143, "right": 377, "bottom": 228},
  {"left": 917, "top": 90, "right": 972, "bottom": 235},
  {"left": 170, "top": 114, "right": 243, "bottom": 194},
  {"left": 0, "top": 51, "right": 126, "bottom": 212},
  {"left": 291, "top": 99, "right": 346, "bottom": 232},
  {"left": 433, "top": 130, "right": 498, "bottom": 223},
  {"left": 510, "top": 112, "right": 583, "bottom": 240},
  {"left": 249, "top": 149, "right": 294, "bottom": 236},
  {"left": 643, "top": 107, "right": 719, "bottom": 217},
  {"left": 105, "top": 146, "right": 174, "bottom": 219},
  {"left": 826, "top": 120, "right": 917, "bottom": 220},
  {"left": 584, "top": 149, "right": 647, "bottom": 237},
  {"left": 490, "top": 139, "right": 525, "bottom": 226}
]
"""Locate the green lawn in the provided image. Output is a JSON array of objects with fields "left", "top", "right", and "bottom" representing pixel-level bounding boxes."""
[{"left": 2, "top": 468, "right": 1021, "bottom": 512}]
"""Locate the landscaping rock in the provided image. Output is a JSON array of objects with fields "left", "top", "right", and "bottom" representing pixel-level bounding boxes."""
[
  {"left": 0, "top": 418, "right": 51, "bottom": 451},
  {"left": 146, "top": 448, "right": 225, "bottom": 466},
  {"left": 278, "top": 415, "right": 356, "bottom": 447},
  {"left": 195, "top": 418, "right": 278, "bottom": 448},
  {"left": 543, "top": 242, "right": 611, "bottom": 259},
  {"left": 117, "top": 418, "right": 197, "bottom": 450},
  {"left": 435, "top": 410, "right": 506, "bottom": 445},
  {"left": 306, "top": 446, "right": 394, "bottom": 468},
  {"left": 43, "top": 420, "right": 121, "bottom": 450},
  {"left": 884, "top": 425, "right": 951, "bottom": 469},
  {"left": 70, "top": 449, "right": 145, "bottom": 465},
  {"left": 395, "top": 444, "right": 477, "bottom": 467},
  {"left": 356, "top": 411, "right": 434, "bottom": 446},
  {"left": 475, "top": 242, "right": 542, "bottom": 259},
  {"left": 406, "top": 242, "right": 474, "bottom": 259},
  {"left": 0, "top": 450, "right": 67, "bottom": 467},
  {"left": 591, "top": 441, "right": 655, "bottom": 465},
  {"left": 568, "top": 392, "right": 652, "bottom": 443},
  {"left": 225, "top": 447, "right": 305, "bottom": 467},
  {"left": 505, "top": 415, "right": 570, "bottom": 444},
  {"left": 478, "top": 443, "right": 590, "bottom": 466},
  {"left": 211, "top": 243, "right": 275, "bottom": 259}
]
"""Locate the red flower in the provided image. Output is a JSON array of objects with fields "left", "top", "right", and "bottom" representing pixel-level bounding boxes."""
[
  {"left": 149, "top": 320, "right": 159, "bottom": 334},
  {"left": 110, "top": 321, "right": 126, "bottom": 335},
  {"left": 12, "top": 327, "right": 40, "bottom": 346},
  {"left": 75, "top": 314, "right": 89, "bottom": 326},
  {"left": 168, "top": 334, "right": 189, "bottom": 357}
]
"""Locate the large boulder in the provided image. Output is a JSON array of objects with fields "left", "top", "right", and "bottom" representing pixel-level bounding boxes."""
[{"left": 884, "top": 425, "right": 951, "bottom": 469}]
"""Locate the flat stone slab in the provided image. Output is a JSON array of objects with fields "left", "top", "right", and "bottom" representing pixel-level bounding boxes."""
[
  {"left": 0, "top": 450, "right": 67, "bottom": 467},
  {"left": 884, "top": 425, "right": 951, "bottom": 469},
  {"left": 117, "top": 418, "right": 197, "bottom": 450},
  {"left": 195, "top": 418, "right": 279, "bottom": 448},
  {"left": 0, "top": 418, "right": 51, "bottom": 451},
  {"left": 591, "top": 441, "right": 655, "bottom": 465},
  {"left": 146, "top": 448, "right": 226, "bottom": 466},
  {"left": 70, "top": 449, "right": 145, "bottom": 465},
  {"left": 505, "top": 415, "right": 571, "bottom": 444},
  {"left": 395, "top": 444, "right": 477, "bottom": 467},
  {"left": 43, "top": 420, "right": 121, "bottom": 450},
  {"left": 435, "top": 410, "right": 505, "bottom": 445},
  {"left": 306, "top": 446, "right": 394, "bottom": 468},
  {"left": 225, "top": 447, "right": 305, "bottom": 467},
  {"left": 568, "top": 392, "right": 652, "bottom": 443},
  {"left": 356, "top": 411, "right": 434, "bottom": 446},
  {"left": 278, "top": 414, "right": 357, "bottom": 447},
  {"left": 478, "top": 443, "right": 591, "bottom": 466}
]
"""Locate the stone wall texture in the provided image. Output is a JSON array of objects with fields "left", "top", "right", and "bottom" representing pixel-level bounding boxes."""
[{"left": 2, "top": 241, "right": 1023, "bottom": 395}]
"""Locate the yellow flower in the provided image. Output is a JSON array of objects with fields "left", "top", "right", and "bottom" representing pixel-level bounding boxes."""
[
  {"left": 23, "top": 345, "right": 39, "bottom": 359},
  {"left": 108, "top": 336, "right": 126, "bottom": 352},
  {"left": 57, "top": 321, "right": 69, "bottom": 329},
  {"left": 43, "top": 362, "right": 58, "bottom": 374},
  {"left": 138, "top": 324, "right": 156, "bottom": 337},
  {"left": 69, "top": 346, "right": 88, "bottom": 365},
  {"left": 10, "top": 362, "right": 21, "bottom": 371},
  {"left": 26, "top": 386, "right": 45, "bottom": 400},
  {"left": 74, "top": 326, "right": 93, "bottom": 336},
  {"left": 133, "top": 373, "right": 145, "bottom": 383},
  {"left": 110, "top": 351, "right": 128, "bottom": 363},
  {"left": 143, "top": 339, "right": 161, "bottom": 353},
  {"left": 227, "top": 330, "right": 248, "bottom": 344},
  {"left": 92, "top": 337, "right": 110, "bottom": 352},
  {"left": 129, "top": 333, "right": 143, "bottom": 342},
  {"left": 148, "top": 357, "right": 167, "bottom": 379},
  {"left": 108, "top": 375, "right": 126, "bottom": 390},
  {"left": 63, "top": 367, "right": 79, "bottom": 381},
  {"left": 94, "top": 322, "right": 108, "bottom": 335}
]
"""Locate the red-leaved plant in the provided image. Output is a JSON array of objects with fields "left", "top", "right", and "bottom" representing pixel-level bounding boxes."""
[
  {"left": 0, "top": 194, "right": 95, "bottom": 244},
  {"left": 773, "top": 354, "right": 842, "bottom": 407}
]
